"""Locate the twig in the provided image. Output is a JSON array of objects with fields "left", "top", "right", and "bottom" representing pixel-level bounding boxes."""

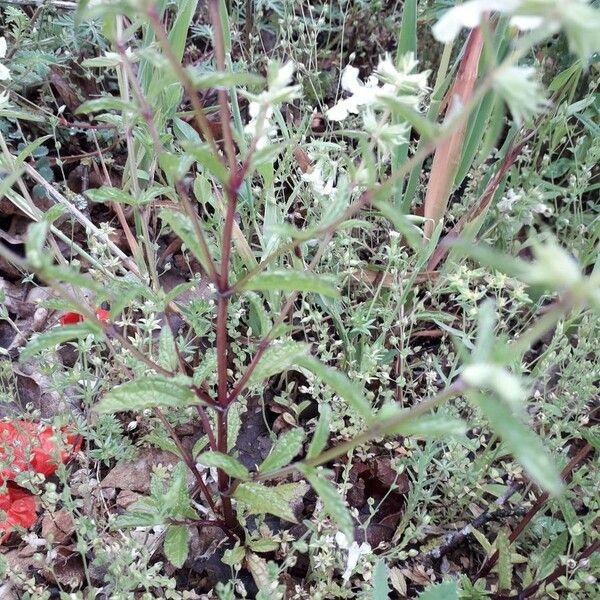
[
  {"left": 475, "top": 442, "right": 594, "bottom": 581},
  {"left": 420, "top": 482, "right": 524, "bottom": 563}
]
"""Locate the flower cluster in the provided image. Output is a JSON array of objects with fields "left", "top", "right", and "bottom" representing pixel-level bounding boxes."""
[
  {"left": 327, "top": 53, "right": 429, "bottom": 156},
  {"left": 244, "top": 61, "right": 300, "bottom": 149}
]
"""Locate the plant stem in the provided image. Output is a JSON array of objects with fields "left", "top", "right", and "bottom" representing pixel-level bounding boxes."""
[{"left": 146, "top": 4, "right": 220, "bottom": 157}]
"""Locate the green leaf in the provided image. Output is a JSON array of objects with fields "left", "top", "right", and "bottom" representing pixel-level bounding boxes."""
[
  {"left": 197, "top": 452, "right": 250, "bottom": 480},
  {"left": 245, "top": 340, "right": 309, "bottom": 388},
  {"left": 300, "top": 467, "right": 353, "bottom": 540},
  {"left": 158, "top": 327, "right": 178, "bottom": 372},
  {"left": 496, "top": 528, "right": 512, "bottom": 591},
  {"left": 248, "top": 539, "right": 279, "bottom": 553},
  {"left": 537, "top": 531, "right": 569, "bottom": 579},
  {"left": 396, "top": 0, "right": 416, "bottom": 59},
  {"left": 259, "top": 428, "right": 305, "bottom": 473},
  {"left": 163, "top": 462, "right": 192, "bottom": 515},
  {"left": 296, "top": 356, "right": 372, "bottom": 421},
  {"left": 160, "top": 209, "right": 214, "bottom": 274},
  {"left": 25, "top": 221, "right": 50, "bottom": 268},
  {"left": 85, "top": 187, "right": 134, "bottom": 205},
  {"left": 164, "top": 525, "right": 189, "bottom": 568},
  {"left": 307, "top": 404, "right": 331, "bottom": 459},
  {"left": 188, "top": 70, "right": 263, "bottom": 90},
  {"left": 470, "top": 393, "right": 563, "bottom": 496},
  {"left": 376, "top": 409, "right": 467, "bottom": 439},
  {"left": 21, "top": 323, "right": 99, "bottom": 360},
  {"left": 241, "top": 271, "right": 340, "bottom": 298},
  {"left": 373, "top": 200, "right": 423, "bottom": 250},
  {"left": 373, "top": 559, "right": 391, "bottom": 600},
  {"left": 76, "top": 97, "right": 135, "bottom": 115},
  {"left": 417, "top": 581, "right": 459, "bottom": 600},
  {"left": 95, "top": 377, "right": 199, "bottom": 413},
  {"left": 112, "top": 511, "right": 163, "bottom": 529},
  {"left": 233, "top": 481, "right": 308, "bottom": 523},
  {"left": 222, "top": 544, "right": 246, "bottom": 566}
]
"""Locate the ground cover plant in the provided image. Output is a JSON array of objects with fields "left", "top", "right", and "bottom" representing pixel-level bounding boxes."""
[{"left": 0, "top": 0, "right": 599, "bottom": 598}]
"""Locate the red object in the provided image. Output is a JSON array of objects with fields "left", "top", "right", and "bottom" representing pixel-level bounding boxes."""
[
  {"left": 95, "top": 308, "right": 110, "bottom": 323},
  {"left": 0, "top": 483, "right": 38, "bottom": 543},
  {"left": 0, "top": 422, "right": 80, "bottom": 481},
  {"left": 59, "top": 307, "right": 109, "bottom": 325},
  {"left": 59, "top": 311, "right": 84, "bottom": 325},
  {"left": 0, "top": 421, "right": 80, "bottom": 544}
]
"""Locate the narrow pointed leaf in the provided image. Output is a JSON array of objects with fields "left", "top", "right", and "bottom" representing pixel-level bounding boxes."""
[
  {"left": 241, "top": 271, "right": 340, "bottom": 298},
  {"left": 297, "top": 356, "right": 372, "bottom": 421},
  {"left": 259, "top": 428, "right": 305, "bottom": 473},
  {"left": 300, "top": 467, "right": 353, "bottom": 540}
]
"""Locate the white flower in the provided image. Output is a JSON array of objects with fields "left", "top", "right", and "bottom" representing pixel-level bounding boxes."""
[
  {"left": 0, "top": 91, "right": 9, "bottom": 109},
  {"left": 0, "top": 36, "right": 11, "bottom": 81},
  {"left": 301, "top": 163, "right": 336, "bottom": 197},
  {"left": 326, "top": 65, "right": 379, "bottom": 121},
  {"left": 334, "top": 532, "right": 372, "bottom": 583},
  {"left": 493, "top": 66, "right": 550, "bottom": 125},
  {"left": 432, "top": 0, "right": 523, "bottom": 43},
  {"left": 244, "top": 61, "right": 299, "bottom": 149},
  {"left": 498, "top": 189, "right": 522, "bottom": 212},
  {"left": 327, "top": 54, "right": 429, "bottom": 122}
]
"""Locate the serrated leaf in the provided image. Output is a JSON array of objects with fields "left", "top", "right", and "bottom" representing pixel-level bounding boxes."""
[
  {"left": 241, "top": 271, "right": 340, "bottom": 298},
  {"left": 300, "top": 467, "right": 353, "bottom": 540},
  {"left": 245, "top": 340, "right": 309, "bottom": 388},
  {"left": 470, "top": 393, "right": 563, "bottom": 496},
  {"left": 417, "top": 581, "right": 459, "bottom": 600},
  {"left": 233, "top": 481, "right": 308, "bottom": 523},
  {"left": 21, "top": 323, "right": 100, "bottom": 360},
  {"left": 158, "top": 327, "right": 178, "bottom": 371},
  {"left": 296, "top": 355, "right": 372, "bottom": 421},
  {"left": 228, "top": 398, "right": 247, "bottom": 452},
  {"left": 164, "top": 525, "right": 189, "bottom": 568},
  {"left": 259, "top": 428, "right": 305, "bottom": 473},
  {"left": 95, "top": 377, "right": 198, "bottom": 413},
  {"left": 197, "top": 451, "right": 250, "bottom": 480},
  {"left": 496, "top": 528, "right": 512, "bottom": 591},
  {"left": 537, "top": 531, "right": 568, "bottom": 580},
  {"left": 307, "top": 404, "right": 332, "bottom": 459},
  {"left": 373, "top": 559, "right": 391, "bottom": 600}
]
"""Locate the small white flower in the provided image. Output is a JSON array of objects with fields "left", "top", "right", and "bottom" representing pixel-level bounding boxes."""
[
  {"left": 244, "top": 61, "right": 299, "bottom": 148},
  {"left": 335, "top": 532, "right": 371, "bottom": 583},
  {"left": 498, "top": 189, "right": 522, "bottom": 212},
  {"left": 0, "top": 36, "right": 11, "bottom": 81},
  {"left": 432, "top": 0, "right": 523, "bottom": 43}
]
